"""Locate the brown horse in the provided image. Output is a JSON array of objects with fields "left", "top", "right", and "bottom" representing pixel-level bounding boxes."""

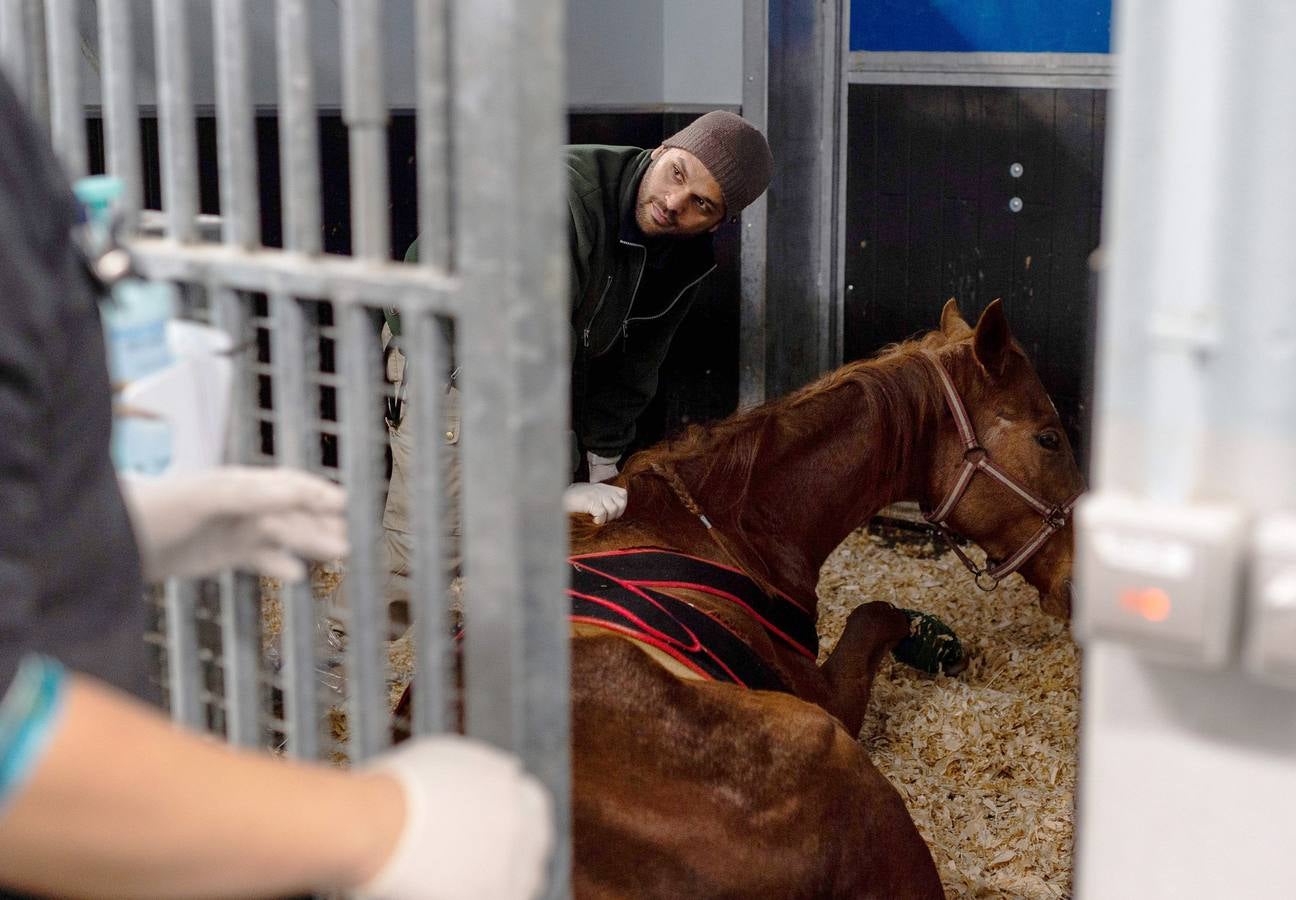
[{"left": 566, "top": 298, "right": 1084, "bottom": 898}]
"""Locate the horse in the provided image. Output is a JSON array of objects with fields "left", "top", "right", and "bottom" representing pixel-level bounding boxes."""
[{"left": 563, "top": 298, "right": 1084, "bottom": 898}]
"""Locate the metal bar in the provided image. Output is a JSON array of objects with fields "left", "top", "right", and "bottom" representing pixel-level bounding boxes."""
[
  {"left": 22, "top": 0, "right": 49, "bottom": 130},
  {"left": 455, "top": 0, "right": 522, "bottom": 757},
  {"left": 819, "top": 0, "right": 846, "bottom": 373},
  {"left": 128, "top": 241, "right": 457, "bottom": 308},
  {"left": 739, "top": 0, "right": 769, "bottom": 409},
  {"left": 152, "top": 0, "right": 198, "bottom": 242},
  {"left": 338, "top": 298, "right": 388, "bottom": 761},
  {"left": 164, "top": 580, "right": 203, "bottom": 729},
  {"left": 405, "top": 307, "right": 450, "bottom": 735},
  {"left": 43, "top": 0, "right": 84, "bottom": 177},
  {"left": 275, "top": 0, "right": 321, "bottom": 255},
  {"left": 217, "top": 571, "right": 261, "bottom": 746},
  {"left": 213, "top": 0, "right": 259, "bottom": 248},
  {"left": 97, "top": 0, "right": 142, "bottom": 227},
  {"left": 270, "top": 292, "right": 319, "bottom": 760},
  {"left": 211, "top": 284, "right": 261, "bottom": 747},
  {"left": 847, "top": 50, "right": 1114, "bottom": 89},
  {"left": 454, "top": 0, "right": 570, "bottom": 893},
  {"left": 0, "top": 0, "right": 31, "bottom": 106},
  {"left": 415, "top": 0, "right": 451, "bottom": 270},
  {"left": 340, "top": 0, "right": 389, "bottom": 261}
]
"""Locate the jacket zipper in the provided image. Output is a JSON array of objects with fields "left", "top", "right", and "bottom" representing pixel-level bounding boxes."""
[
  {"left": 591, "top": 240, "right": 647, "bottom": 356},
  {"left": 581, "top": 274, "right": 614, "bottom": 348},
  {"left": 619, "top": 263, "right": 718, "bottom": 344}
]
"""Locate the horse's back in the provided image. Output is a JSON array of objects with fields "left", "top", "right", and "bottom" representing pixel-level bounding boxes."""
[{"left": 571, "top": 633, "right": 943, "bottom": 899}]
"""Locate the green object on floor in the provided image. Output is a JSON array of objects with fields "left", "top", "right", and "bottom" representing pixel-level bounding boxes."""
[{"left": 892, "top": 608, "right": 966, "bottom": 675}]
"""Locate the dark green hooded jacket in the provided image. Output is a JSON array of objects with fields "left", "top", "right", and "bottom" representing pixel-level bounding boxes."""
[{"left": 399, "top": 144, "right": 717, "bottom": 462}]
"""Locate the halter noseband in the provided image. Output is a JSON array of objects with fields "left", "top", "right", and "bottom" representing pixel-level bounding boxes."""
[{"left": 921, "top": 350, "right": 1082, "bottom": 591}]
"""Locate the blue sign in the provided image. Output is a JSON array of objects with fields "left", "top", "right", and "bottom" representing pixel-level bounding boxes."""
[{"left": 851, "top": 0, "right": 1111, "bottom": 54}]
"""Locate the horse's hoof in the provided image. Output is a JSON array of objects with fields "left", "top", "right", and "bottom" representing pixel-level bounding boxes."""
[{"left": 892, "top": 608, "right": 966, "bottom": 675}]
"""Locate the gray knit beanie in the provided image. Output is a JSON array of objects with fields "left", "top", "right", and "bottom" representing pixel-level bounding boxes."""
[{"left": 661, "top": 111, "right": 772, "bottom": 217}]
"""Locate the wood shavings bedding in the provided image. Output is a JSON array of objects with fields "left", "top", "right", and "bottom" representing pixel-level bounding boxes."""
[{"left": 819, "top": 524, "right": 1078, "bottom": 899}]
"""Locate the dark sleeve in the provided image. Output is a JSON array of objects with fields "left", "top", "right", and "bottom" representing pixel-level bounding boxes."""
[
  {"left": 0, "top": 78, "right": 65, "bottom": 692},
  {"left": 577, "top": 283, "right": 703, "bottom": 457}
]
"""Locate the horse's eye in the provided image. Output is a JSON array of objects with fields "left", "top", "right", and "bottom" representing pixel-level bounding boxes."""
[{"left": 1036, "top": 430, "right": 1060, "bottom": 451}]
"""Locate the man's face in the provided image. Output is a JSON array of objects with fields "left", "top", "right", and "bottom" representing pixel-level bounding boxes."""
[{"left": 634, "top": 146, "right": 726, "bottom": 238}]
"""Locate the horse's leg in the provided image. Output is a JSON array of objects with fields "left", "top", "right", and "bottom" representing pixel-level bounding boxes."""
[{"left": 818, "top": 600, "right": 911, "bottom": 736}]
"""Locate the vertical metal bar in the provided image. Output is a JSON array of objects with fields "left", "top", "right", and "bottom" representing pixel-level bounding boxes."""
[
  {"left": 415, "top": 0, "right": 451, "bottom": 270},
  {"left": 153, "top": 0, "right": 198, "bottom": 242},
  {"left": 97, "top": 0, "right": 142, "bottom": 228},
  {"left": 1, "top": 0, "right": 31, "bottom": 105},
  {"left": 164, "top": 580, "right": 203, "bottom": 729},
  {"left": 454, "top": 0, "right": 522, "bottom": 756},
  {"left": 739, "top": 0, "right": 769, "bottom": 409},
  {"left": 455, "top": 0, "right": 570, "bottom": 893},
  {"left": 819, "top": 0, "right": 847, "bottom": 373},
  {"left": 213, "top": 0, "right": 260, "bottom": 248},
  {"left": 338, "top": 297, "right": 387, "bottom": 760},
  {"left": 406, "top": 306, "right": 450, "bottom": 735},
  {"left": 340, "top": 0, "right": 389, "bottom": 261},
  {"left": 212, "top": 285, "right": 261, "bottom": 747},
  {"left": 270, "top": 294, "right": 320, "bottom": 760},
  {"left": 275, "top": 0, "right": 321, "bottom": 255},
  {"left": 22, "top": 0, "right": 49, "bottom": 130},
  {"left": 43, "top": 0, "right": 84, "bottom": 178},
  {"left": 512, "top": 3, "right": 570, "bottom": 894}
]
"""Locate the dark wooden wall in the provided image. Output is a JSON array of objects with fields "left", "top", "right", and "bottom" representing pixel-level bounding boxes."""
[{"left": 844, "top": 84, "right": 1105, "bottom": 468}]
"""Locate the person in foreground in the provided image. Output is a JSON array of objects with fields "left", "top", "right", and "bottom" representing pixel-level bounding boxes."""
[{"left": 0, "top": 72, "right": 551, "bottom": 899}]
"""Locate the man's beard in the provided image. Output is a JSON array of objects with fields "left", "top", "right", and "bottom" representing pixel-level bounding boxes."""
[{"left": 634, "top": 158, "right": 671, "bottom": 236}]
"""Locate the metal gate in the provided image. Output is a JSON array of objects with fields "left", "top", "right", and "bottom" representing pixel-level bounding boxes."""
[{"left": 0, "top": 0, "right": 571, "bottom": 892}]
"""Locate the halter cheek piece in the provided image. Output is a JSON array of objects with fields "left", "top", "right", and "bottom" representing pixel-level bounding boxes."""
[{"left": 920, "top": 351, "right": 1082, "bottom": 592}]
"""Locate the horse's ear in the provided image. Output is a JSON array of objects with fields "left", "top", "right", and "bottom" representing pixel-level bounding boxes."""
[
  {"left": 973, "top": 299, "right": 1013, "bottom": 378},
  {"left": 940, "top": 298, "right": 971, "bottom": 338}
]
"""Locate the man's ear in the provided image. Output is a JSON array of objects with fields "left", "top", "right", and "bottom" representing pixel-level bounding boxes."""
[{"left": 650, "top": 145, "right": 666, "bottom": 161}]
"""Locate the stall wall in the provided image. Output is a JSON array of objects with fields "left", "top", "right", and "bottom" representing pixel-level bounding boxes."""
[{"left": 844, "top": 0, "right": 1112, "bottom": 468}]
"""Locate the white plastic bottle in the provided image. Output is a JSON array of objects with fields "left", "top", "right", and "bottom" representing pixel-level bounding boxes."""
[{"left": 74, "top": 176, "right": 178, "bottom": 475}]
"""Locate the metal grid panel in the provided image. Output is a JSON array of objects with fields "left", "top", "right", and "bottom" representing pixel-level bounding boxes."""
[{"left": 2, "top": 0, "right": 569, "bottom": 890}]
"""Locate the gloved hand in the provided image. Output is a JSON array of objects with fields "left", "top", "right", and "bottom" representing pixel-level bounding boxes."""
[
  {"left": 119, "top": 466, "right": 348, "bottom": 582},
  {"left": 586, "top": 451, "right": 620, "bottom": 484},
  {"left": 355, "top": 735, "right": 554, "bottom": 900},
  {"left": 563, "top": 481, "right": 627, "bottom": 525}
]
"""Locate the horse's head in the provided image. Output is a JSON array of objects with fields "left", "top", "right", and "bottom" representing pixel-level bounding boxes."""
[{"left": 921, "top": 299, "right": 1085, "bottom": 618}]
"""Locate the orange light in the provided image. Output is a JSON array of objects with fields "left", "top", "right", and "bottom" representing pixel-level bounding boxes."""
[{"left": 1120, "top": 587, "right": 1172, "bottom": 622}]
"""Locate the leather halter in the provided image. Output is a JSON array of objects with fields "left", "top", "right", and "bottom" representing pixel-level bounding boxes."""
[{"left": 921, "top": 350, "right": 1082, "bottom": 591}]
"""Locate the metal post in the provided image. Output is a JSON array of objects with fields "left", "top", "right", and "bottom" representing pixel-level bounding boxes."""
[
  {"left": 97, "top": 0, "right": 142, "bottom": 227},
  {"left": 415, "top": 0, "right": 452, "bottom": 272},
  {"left": 213, "top": 0, "right": 259, "bottom": 248},
  {"left": 152, "top": 0, "right": 198, "bottom": 242},
  {"left": 43, "top": 0, "right": 83, "bottom": 178},
  {"left": 739, "top": 0, "right": 769, "bottom": 409},
  {"left": 276, "top": 0, "right": 321, "bottom": 256},
  {"left": 454, "top": 0, "right": 571, "bottom": 893}
]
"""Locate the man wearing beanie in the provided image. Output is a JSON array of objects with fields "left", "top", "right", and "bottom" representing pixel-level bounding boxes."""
[{"left": 366, "top": 111, "right": 772, "bottom": 630}]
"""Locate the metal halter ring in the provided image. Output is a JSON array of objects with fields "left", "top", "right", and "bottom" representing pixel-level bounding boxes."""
[
  {"left": 1045, "top": 506, "right": 1069, "bottom": 530},
  {"left": 974, "top": 570, "right": 1000, "bottom": 592}
]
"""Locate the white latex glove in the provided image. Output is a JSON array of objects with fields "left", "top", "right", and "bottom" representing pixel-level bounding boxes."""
[
  {"left": 120, "top": 466, "right": 348, "bottom": 582},
  {"left": 586, "top": 451, "right": 620, "bottom": 484},
  {"left": 356, "top": 735, "right": 554, "bottom": 900},
  {"left": 563, "top": 481, "right": 627, "bottom": 525}
]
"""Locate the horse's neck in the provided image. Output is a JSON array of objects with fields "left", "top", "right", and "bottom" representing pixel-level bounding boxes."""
[{"left": 689, "top": 356, "right": 940, "bottom": 605}]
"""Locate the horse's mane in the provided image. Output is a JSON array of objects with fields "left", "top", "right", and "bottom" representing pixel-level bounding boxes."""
[{"left": 572, "top": 326, "right": 961, "bottom": 546}]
